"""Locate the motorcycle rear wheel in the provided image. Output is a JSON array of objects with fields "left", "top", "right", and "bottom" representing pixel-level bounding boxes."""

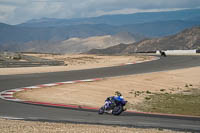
[{"left": 112, "top": 105, "right": 123, "bottom": 115}]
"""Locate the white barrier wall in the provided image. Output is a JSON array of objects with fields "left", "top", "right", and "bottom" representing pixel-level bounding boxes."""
[{"left": 156, "top": 50, "right": 197, "bottom": 55}]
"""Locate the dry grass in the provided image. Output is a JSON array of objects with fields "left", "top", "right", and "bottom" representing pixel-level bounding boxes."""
[{"left": 0, "top": 119, "right": 185, "bottom": 133}]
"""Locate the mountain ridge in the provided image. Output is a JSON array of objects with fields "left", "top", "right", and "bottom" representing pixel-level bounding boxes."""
[
  {"left": 87, "top": 26, "right": 200, "bottom": 54},
  {"left": 19, "top": 8, "right": 200, "bottom": 27}
]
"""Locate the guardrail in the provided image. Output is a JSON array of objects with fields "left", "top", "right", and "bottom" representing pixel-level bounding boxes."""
[{"left": 0, "top": 61, "right": 65, "bottom": 68}]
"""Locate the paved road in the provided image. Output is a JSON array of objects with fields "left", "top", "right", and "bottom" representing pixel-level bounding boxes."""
[{"left": 1, "top": 55, "right": 200, "bottom": 132}]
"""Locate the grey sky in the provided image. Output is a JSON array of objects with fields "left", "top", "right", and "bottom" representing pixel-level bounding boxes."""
[{"left": 0, "top": 0, "right": 200, "bottom": 24}]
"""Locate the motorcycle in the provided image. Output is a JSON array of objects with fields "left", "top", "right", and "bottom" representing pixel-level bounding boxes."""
[{"left": 98, "top": 96, "right": 127, "bottom": 115}]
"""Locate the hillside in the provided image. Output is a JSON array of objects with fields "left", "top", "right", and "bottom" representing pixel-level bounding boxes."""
[
  {"left": 87, "top": 26, "right": 200, "bottom": 54},
  {"left": 10, "top": 32, "right": 143, "bottom": 54}
]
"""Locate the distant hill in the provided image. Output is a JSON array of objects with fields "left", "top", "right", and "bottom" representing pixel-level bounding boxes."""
[
  {"left": 6, "top": 32, "right": 144, "bottom": 54},
  {"left": 87, "top": 26, "right": 200, "bottom": 54},
  {"left": 19, "top": 8, "right": 200, "bottom": 27},
  {"left": 0, "top": 19, "right": 199, "bottom": 47},
  {"left": 0, "top": 23, "right": 118, "bottom": 45},
  {"left": 46, "top": 32, "right": 143, "bottom": 53},
  {"left": 1, "top": 21, "right": 200, "bottom": 53}
]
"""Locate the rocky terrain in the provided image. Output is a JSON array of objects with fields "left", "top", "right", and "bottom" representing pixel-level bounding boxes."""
[{"left": 87, "top": 26, "right": 200, "bottom": 54}]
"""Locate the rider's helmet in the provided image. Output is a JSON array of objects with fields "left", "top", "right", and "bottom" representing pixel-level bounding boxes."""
[{"left": 115, "top": 91, "right": 122, "bottom": 96}]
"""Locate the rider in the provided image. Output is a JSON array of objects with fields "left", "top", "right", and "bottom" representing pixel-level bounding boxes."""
[
  {"left": 113, "top": 91, "right": 124, "bottom": 103},
  {"left": 104, "top": 91, "right": 124, "bottom": 110}
]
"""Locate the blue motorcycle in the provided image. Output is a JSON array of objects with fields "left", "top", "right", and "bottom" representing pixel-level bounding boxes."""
[{"left": 98, "top": 96, "right": 127, "bottom": 115}]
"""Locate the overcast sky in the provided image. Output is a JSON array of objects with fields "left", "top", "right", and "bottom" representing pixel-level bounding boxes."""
[{"left": 0, "top": 0, "right": 200, "bottom": 24}]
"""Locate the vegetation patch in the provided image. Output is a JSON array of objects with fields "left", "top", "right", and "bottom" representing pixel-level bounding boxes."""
[{"left": 134, "top": 88, "right": 200, "bottom": 116}]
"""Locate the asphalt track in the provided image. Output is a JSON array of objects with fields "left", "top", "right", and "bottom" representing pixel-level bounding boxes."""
[{"left": 1, "top": 55, "right": 200, "bottom": 132}]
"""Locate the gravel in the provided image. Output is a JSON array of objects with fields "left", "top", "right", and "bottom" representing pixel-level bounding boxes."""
[{"left": 0, "top": 119, "right": 187, "bottom": 133}]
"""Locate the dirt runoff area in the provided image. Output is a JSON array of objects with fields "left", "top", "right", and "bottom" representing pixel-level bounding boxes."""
[
  {"left": 0, "top": 54, "right": 153, "bottom": 75},
  {"left": 0, "top": 118, "right": 186, "bottom": 133},
  {"left": 15, "top": 66, "right": 200, "bottom": 112}
]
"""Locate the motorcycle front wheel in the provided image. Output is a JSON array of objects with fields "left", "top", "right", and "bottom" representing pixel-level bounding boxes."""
[{"left": 98, "top": 106, "right": 105, "bottom": 114}]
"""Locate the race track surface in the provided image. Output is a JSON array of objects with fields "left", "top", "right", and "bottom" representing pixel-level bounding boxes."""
[{"left": 1, "top": 55, "right": 200, "bottom": 132}]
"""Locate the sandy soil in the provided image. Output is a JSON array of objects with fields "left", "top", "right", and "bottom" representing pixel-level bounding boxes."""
[
  {"left": 0, "top": 119, "right": 186, "bottom": 133},
  {"left": 15, "top": 66, "right": 200, "bottom": 110},
  {"left": 0, "top": 54, "right": 152, "bottom": 75}
]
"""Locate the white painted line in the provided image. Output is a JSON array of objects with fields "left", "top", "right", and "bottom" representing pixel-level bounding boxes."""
[
  {"left": 1, "top": 92, "right": 14, "bottom": 95},
  {"left": 0, "top": 116, "right": 25, "bottom": 120},
  {"left": 6, "top": 98, "right": 23, "bottom": 102},
  {"left": 136, "top": 61, "right": 144, "bottom": 63},
  {"left": 0, "top": 97, "right": 6, "bottom": 100},
  {"left": 40, "top": 83, "right": 57, "bottom": 87},
  {"left": 24, "top": 86, "right": 40, "bottom": 89},
  {"left": 126, "top": 63, "right": 134, "bottom": 65},
  {"left": 60, "top": 81, "right": 76, "bottom": 84},
  {"left": 81, "top": 79, "right": 95, "bottom": 82},
  {"left": 9, "top": 88, "right": 26, "bottom": 92},
  {"left": 0, "top": 90, "right": 9, "bottom": 95}
]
